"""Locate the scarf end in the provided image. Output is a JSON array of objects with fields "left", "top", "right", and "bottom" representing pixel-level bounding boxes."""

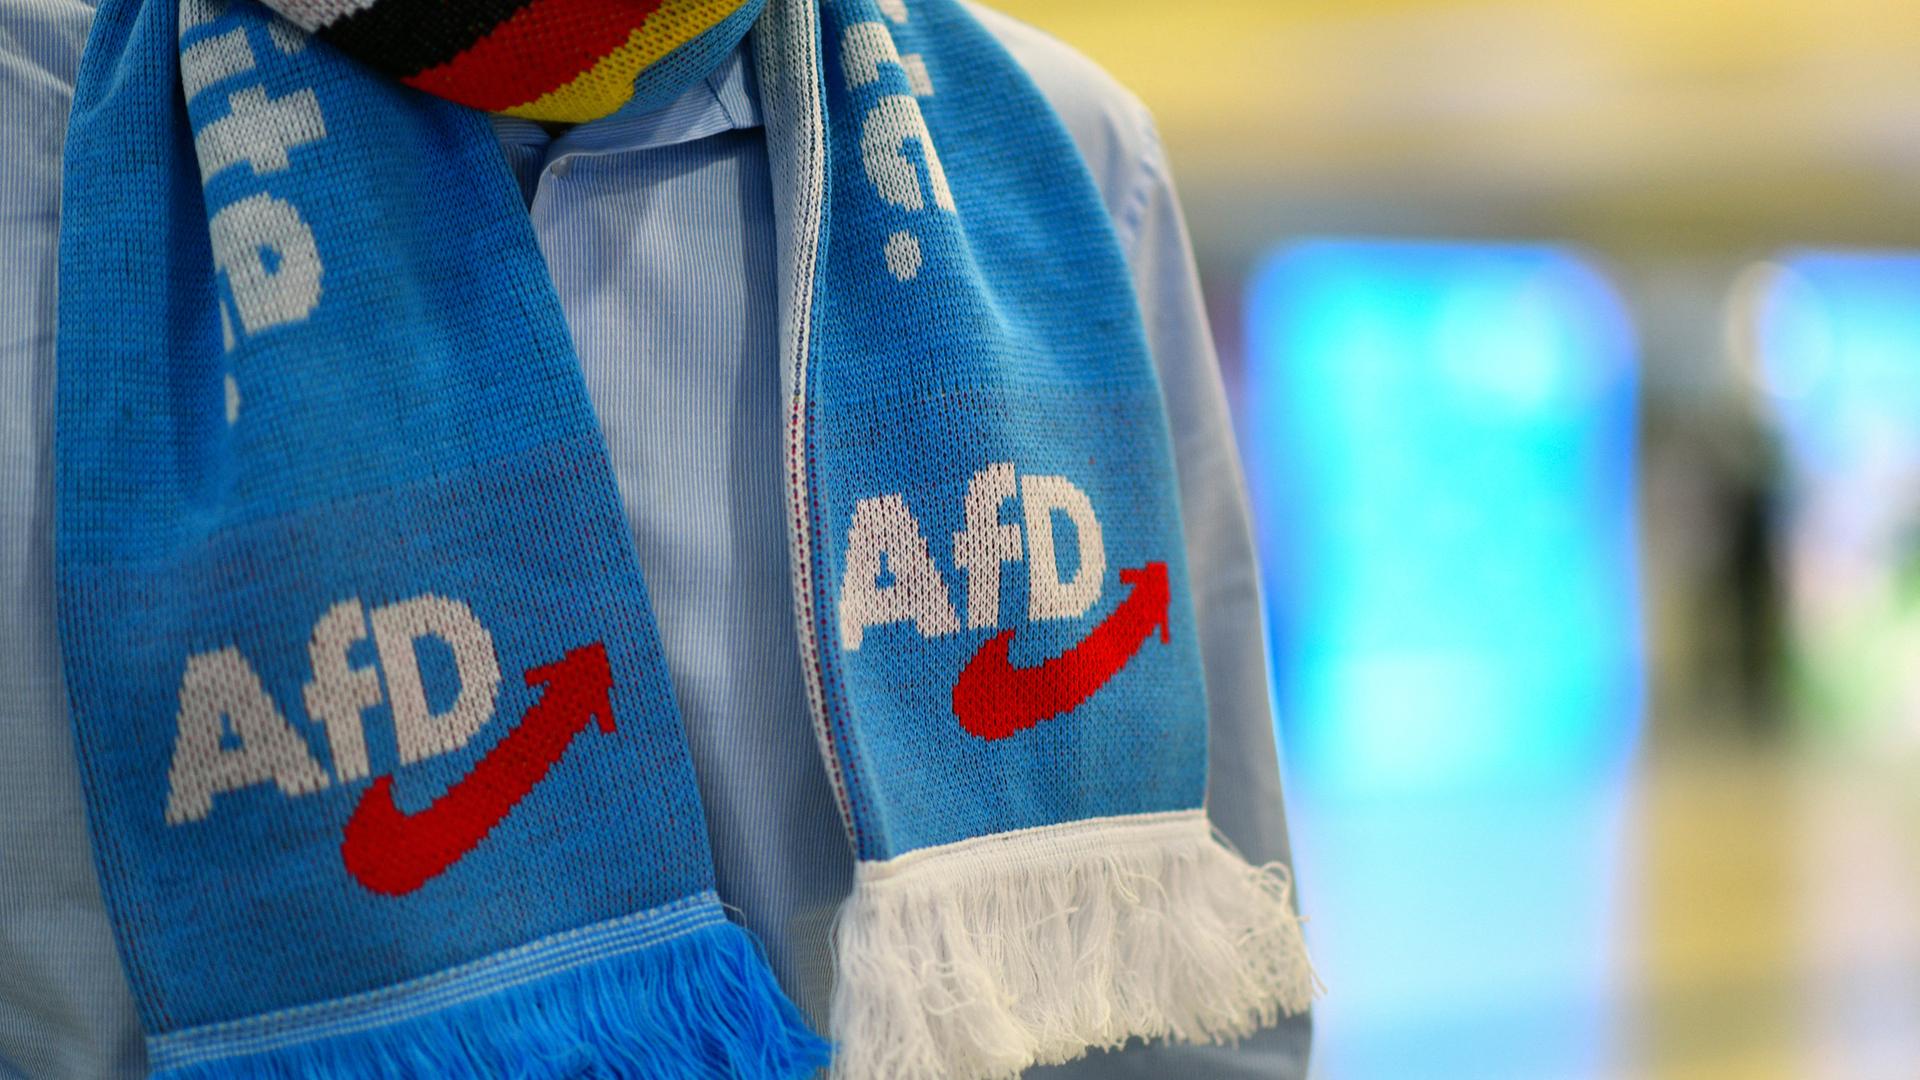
[
  {"left": 828, "top": 809, "right": 1321, "bottom": 1080},
  {"left": 147, "top": 908, "right": 830, "bottom": 1080}
]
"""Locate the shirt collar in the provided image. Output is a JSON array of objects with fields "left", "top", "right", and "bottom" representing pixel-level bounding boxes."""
[{"left": 490, "top": 41, "right": 761, "bottom": 187}]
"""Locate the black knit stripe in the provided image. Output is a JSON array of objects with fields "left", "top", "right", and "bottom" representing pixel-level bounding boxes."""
[{"left": 315, "top": 0, "right": 542, "bottom": 78}]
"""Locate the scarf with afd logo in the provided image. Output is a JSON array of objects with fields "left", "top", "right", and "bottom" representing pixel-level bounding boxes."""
[{"left": 56, "top": 0, "right": 1318, "bottom": 1076}]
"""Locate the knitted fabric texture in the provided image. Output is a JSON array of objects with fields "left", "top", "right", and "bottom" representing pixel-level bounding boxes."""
[
  {"left": 58, "top": 0, "right": 821, "bottom": 1074},
  {"left": 272, "top": 0, "right": 765, "bottom": 121},
  {"left": 56, "top": 0, "right": 1315, "bottom": 1076},
  {"left": 781, "top": 1, "right": 1319, "bottom": 1074}
]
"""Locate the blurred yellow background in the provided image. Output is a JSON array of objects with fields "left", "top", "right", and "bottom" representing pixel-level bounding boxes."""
[
  {"left": 996, "top": 0, "right": 1920, "bottom": 258},
  {"left": 992, "top": 3, "right": 1920, "bottom": 1078}
]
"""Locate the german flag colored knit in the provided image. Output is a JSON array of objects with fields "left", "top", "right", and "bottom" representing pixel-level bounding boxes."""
[{"left": 271, "top": 0, "right": 763, "bottom": 121}]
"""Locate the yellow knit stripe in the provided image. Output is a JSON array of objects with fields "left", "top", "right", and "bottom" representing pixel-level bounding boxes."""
[{"left": 502, "top": 0, "right": 749, "bottom": 123}]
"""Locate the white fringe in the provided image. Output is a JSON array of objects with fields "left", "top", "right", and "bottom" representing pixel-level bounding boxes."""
[{"left": 828, "top": 810, "right": 1320, "bottom": 1080}]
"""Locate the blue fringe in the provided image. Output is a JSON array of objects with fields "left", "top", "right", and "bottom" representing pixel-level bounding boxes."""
[{"left": 151, "top": 920, "right": 831, "bottom": 1079}]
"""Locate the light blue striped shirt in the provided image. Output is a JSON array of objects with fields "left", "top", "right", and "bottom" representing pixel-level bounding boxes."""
[{"left": 0, "top": 3, "right": 1308, "bottom": 1076}]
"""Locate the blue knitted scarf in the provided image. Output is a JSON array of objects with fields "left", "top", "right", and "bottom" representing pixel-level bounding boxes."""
[{"left": 56, "top": 0, "right": 1316, "bottom": 1076}]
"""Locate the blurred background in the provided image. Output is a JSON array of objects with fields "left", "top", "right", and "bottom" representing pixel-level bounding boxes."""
[{"left": 993, "top": 2, "right": 1920, "bottom": 1077}]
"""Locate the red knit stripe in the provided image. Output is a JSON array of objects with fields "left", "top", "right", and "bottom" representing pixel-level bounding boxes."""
[{"left": 402, "top": 0, "right": 666, "bottom": 113}]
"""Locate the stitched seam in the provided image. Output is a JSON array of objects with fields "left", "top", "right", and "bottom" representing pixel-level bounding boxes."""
[
  {"left": 855, "top": 809, "right": 1209, "bottom": 884},
  {"left": 148, "top": 893, "right": 724, "bottom": 1068}
]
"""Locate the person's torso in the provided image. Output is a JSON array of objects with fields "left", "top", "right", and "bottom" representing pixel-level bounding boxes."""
[{"left": 0, "top": 7, "right": 1299, "bottom": 1076}]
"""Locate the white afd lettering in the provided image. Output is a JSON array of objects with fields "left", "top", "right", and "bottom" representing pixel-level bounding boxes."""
[
  {"left": 165, "top": 592, "right": 501, "bottom": 825},
  {"left": 164, "top": 647, "right": 329, "bottom": 825},
  {"left": 840, "top": 463, "right": 1109, "bottom": 650},
  {"left": 180, "top": 4, "right": 329, "bottom": 405},
  {"left": 951, "top": 461, "right": 1021, "bottom": 629},
  {"left": 841, "top": 12, "right": 947, "bottom": 282},
  {"left": 861, "top": 94, "right": 953, "bottom": 215},
  {"left": 193, "top": 85, "right": 326, "bottom": 180},
  {"left": 838, "top": 494, "right": 962, "bottom": 651},
  {"left": 370, "top": 594, "right": 502, "bottom": 766},
  {"left": 180, "top": 28, "right": 255, "bottom": 103},
  {"left": 301, "top": 598, "right": 379, "bottom": 783},
  {"left": 1021, "top": 474, "right": 1106, "bottom": 622},
  {"left": 209, "top": 193, "right": 322, "bottom": 334}
]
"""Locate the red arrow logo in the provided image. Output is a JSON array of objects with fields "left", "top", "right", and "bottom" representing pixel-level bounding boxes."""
[
  {"left": 952, "top": 562, "right": 1171, "bottom": 741},
  {"left": 341, "top": 642, "right": 614, "bottom": 896}
]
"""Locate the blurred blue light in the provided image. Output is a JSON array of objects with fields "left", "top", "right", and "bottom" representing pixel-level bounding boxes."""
[
  {"left": 1755, "top": 251, "right": 1920, "bottom": 747},
  {"left": 1758, "top": 252, "right": 1920, "bottom": 482},
  {"left": 1242, "top": 240, "right": 1643, "bottom": 800}
]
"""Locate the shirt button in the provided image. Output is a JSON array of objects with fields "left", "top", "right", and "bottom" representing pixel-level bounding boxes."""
[{"left": 550, "top": 159, "right": 572, "bottom": 179}]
